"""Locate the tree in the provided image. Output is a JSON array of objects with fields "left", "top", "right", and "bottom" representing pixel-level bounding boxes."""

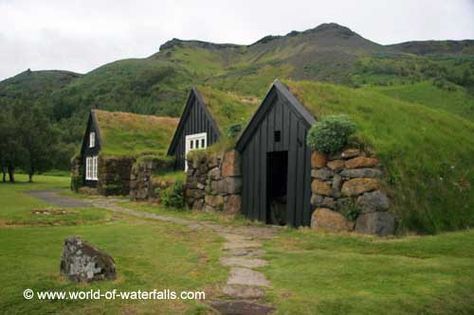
[
  {"left": 15, "top": 103, "right": 58, "bottom": 182},
  {"left": 0, "top": 106, "right": 23, "bottom": 183}
]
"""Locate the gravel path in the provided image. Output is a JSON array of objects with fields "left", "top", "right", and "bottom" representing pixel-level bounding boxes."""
[{"left": 27, "top": 190, "right": 91, "bottom": 208}]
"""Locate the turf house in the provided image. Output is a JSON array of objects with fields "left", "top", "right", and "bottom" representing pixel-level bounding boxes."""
[
  {"left": 71, "top": 109, "right": 178, "bottom": 195},
  {"left": 235, "top": 80, "right": 396, "bottom": 235}
]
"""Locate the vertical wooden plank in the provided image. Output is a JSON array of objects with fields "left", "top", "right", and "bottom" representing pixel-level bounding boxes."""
[
  {"left": 286, "top": 113, "right": 297, "bottom": 226},
  {"left": 248, "top": 139, "right": 254, "bottom": 219},
  {"left": 259, "top": 126, "right": 266, "bottom": 222},
  {"left": 283, "top": 101, "right": 290, "bottom": 150},
  {"left": 274, "top": 99, "right": 282, "bottom": 152},
  {"left": 302, "top": 137, "right": 312, "bottom": 226},
  {"left": 267, "top": 104, "right": 274, "bottom": 152},
  {"left": 295, "top": 122, "right": 305, "bottom": 227},
  {"left": 241, "top": 152, "right": 248, "bottom": 217}
]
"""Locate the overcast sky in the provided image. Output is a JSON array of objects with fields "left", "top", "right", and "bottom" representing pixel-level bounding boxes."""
[{"left": 0, "top": 0, "right": 473, "bottom": 81}]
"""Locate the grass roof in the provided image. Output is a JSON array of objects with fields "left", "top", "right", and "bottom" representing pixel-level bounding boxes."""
[
  {"left": 284, "top": 80, "right": 474, "bottom": 233},
  {"left": 93, "top": 109, "right": 178, "bottom": 157},
  {"left": 197, "top": 85, "right": 259, "bottom": 134}
]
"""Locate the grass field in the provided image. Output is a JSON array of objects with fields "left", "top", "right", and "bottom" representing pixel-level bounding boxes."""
[
  {"left": 0, "top": 175, "right": 227, "bottom": 314},
  {"left": 1, "top": 175, "right": 474, "bottom": 314},
  {"left": 262, "top": 229, "right": 474, "bottom": 314}
]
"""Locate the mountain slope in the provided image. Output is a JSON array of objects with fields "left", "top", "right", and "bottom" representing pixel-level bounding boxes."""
[{"left": 0, "top": 22, "right": 473, "bottom": 171}]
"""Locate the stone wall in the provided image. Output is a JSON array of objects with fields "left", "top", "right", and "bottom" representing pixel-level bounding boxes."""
[
  {"left": 185, "top": 150, "right": 242, "bottom": 214},
  {"left": 97, "top": 156, "right": 135, "bottom": 196},
  {"left": 129, "top": 156, "right": 175, "bottom": 201},
  {"left": 310, "top": 148, "right": 396, "bottom": 236}
]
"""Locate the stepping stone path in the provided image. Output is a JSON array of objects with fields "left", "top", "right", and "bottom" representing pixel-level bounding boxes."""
[
  {"left": 89, "top": 197, "right": 278, "bottom": 314},
  {"left": 28, "top": 191, "right": 278, "bottom": 314}
]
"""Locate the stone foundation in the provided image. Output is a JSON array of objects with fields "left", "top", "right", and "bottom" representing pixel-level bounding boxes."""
[
  {"left": 185, "top": 150, "right": 241, "bottom": 214},
  {"left": 310, "top": 148, "right": 396, "bottom": 236},
  {"left": 97, "top": 156, "right": 135, "bottom": 196},
  {"left": 129, "top": 156, "right": 174, "bottom": 201}
]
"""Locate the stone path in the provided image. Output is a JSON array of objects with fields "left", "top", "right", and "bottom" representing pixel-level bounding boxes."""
[
  {"left": 27, "top": 190, "right": 90, "bottom": 208},
  {"left": 91, "top": 198, "right": 278, "bottom": 314},
  {"left": 27, "top": 190, "right": 278, "bottom": 314}
]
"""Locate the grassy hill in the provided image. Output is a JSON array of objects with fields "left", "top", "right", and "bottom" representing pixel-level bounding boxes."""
[
  {"left": 287, "top": 80, "right": 474, "bottom": 233},
  {"left": 0, "top": 23, "right": 473, "bottom": 200}
]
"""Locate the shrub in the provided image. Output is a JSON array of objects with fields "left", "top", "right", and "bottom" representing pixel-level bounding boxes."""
[
  {"left": 307, "top": 115, "right": 357, "bottom": 154},
  {"left": 160, "top": 180, "right": 185, "bottom": 209}
]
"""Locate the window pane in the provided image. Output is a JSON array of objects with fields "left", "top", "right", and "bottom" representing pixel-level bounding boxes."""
[
  {"left": 201, "top": 139, "right": 205, "bottom": 148},
  {"left": 196, "top": 140, "right": 200, "bottom": 148},
  {"left": 190, "top": 140, "right": 193, "bottom": 149}
]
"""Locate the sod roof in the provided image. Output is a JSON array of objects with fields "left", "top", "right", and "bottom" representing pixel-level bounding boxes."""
[
  {"left": 196, "top": 85, "right": 259, "bottom": 134},
  {"left": 281, "top": 80, "right": 474, "bottom": 233},
  {"left": 93, "top": 109, "right": 179, "bottom": 156}
]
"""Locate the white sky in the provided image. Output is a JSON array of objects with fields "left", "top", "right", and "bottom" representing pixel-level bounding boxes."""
[{"left": 0, "top": 0, "right": 473, "bottom": 80}]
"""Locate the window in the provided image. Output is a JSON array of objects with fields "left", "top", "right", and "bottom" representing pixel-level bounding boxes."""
[
  {"left": 89, "top": 132, "right": 95, "bottom": 148},
  {"left": 274, "top": 130, "right": 281, "bottom": 142},
  {"left": 184, "top": 132, "right": 207, "bottom": 171},
  {"left": 85, "top": 156, "right": 98, "bottom": 180}
]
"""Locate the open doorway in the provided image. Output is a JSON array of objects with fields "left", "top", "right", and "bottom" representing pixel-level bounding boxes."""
[{"left": 267, "top": 151, "right": 288, "bottom": 225}]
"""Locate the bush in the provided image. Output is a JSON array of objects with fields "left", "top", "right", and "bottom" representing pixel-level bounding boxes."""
[
  {"left": 307, "top": 115, "right": 356, "bottom": 154},
  {"left": 160, "top": 180, "right": 185, "bottom": 209}
]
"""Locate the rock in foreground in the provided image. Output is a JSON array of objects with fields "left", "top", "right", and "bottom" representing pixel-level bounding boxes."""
[{"left": 60, "top": 236, "right": 116, "bottom": 282}]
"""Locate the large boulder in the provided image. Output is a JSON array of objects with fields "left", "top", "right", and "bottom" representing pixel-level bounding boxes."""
[
  {"left": 222, "top": 150, "right": 241, "bottom": 177},
  {"left": 311, "top": 152, "right": 327, "bottom": 168},
  {"left": 356, "top": 190, "right": 390, "bottom": 213},
  {"left": 355, "top": 212, "right": 396, "bottom": 236},
  {"left": 60, "top": 237, "right": 116, "bottom": 282},
  {"left": 224, "top": 195, "right": 241, "bottom": 215},
  {"left": 311, "top": 208, "right": 354, "bottom": 232},
  {"left": 341, "top": 178, "right": 379, "bottom": 196},
  {"left": 345, "top": 157, "right": 378, "bottom": 169},
  {"left": 340, "top": 168, "right": 382, "bottom": 179},
  {"left": 311, "top": 180, "right": 332, "bottom": 196}
]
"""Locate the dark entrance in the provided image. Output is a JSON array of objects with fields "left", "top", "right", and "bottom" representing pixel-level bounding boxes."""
[{"left": 267, "top": 151, "right": 288, "bottom": 225}]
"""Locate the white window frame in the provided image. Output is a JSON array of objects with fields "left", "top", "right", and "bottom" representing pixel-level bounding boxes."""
[
  {"left": 184, "top": 132, "right": 207, "bottom": 171},
  {"left": 85, "top": 156, "right": 98, "bottom": 180},
  {"left": 89, "top": 132, "right": 95, "bottom": 148}
]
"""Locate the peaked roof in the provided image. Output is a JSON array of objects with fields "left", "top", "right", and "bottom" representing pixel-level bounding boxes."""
[
  {"left": 167, "top": 86, "right": 259, "bottom": 154},
  {"left": 236, "top": 80, "right": 316, "bottom": 151},
  {"left": 90, "top": 109, "right": 179, "bottom": 157}
]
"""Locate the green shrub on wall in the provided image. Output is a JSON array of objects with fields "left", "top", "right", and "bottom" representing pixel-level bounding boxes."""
[
  {"left": 307, "top": 115, "right": 357, "bottom": 154},
  {"left": 160, "top": 180, "right": 185, "bottom": 209}
]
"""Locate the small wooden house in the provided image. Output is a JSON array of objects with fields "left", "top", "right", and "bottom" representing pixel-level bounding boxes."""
[
  {"left": 73, "top": 109, "right": 178, "bottom": 195},
  {"left": 167, "top": 86, "right": 258, "bottom": 170},
  {"left": 236, "top": 80, "right": 316, "bottom": 227}
]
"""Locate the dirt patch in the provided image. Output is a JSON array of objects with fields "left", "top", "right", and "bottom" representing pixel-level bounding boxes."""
[{"left": 32, "top": 209, "right": 77, "bottom": 215}]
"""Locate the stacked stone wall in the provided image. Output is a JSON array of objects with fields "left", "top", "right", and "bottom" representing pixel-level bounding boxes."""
[
  {"left": 185, "top": 150, "right": 241, "bottom": 214},
  {"left": 97, "top": 156, "right": 135, "bottom": 196},
  {"left": 310, "top": 148, "right": 396, "bottom": 236}
]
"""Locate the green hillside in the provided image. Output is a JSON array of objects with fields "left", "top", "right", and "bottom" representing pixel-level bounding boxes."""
[
  {"left": 0, "top": 22, "right": 473, "bottom": 190},
  {"left": 287, "top": 80, "right": 474, "bottom": 233}
]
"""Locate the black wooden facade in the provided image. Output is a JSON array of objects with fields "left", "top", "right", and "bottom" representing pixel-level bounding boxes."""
[
  {"left": 167, "top": 88, "right": 220, "bottom": 170},
  {"left": 236, "top": 81, "right": 316, "bottom": 227},
  {"left": 80, "top": 111, "right": 101, "bottom": 187}
]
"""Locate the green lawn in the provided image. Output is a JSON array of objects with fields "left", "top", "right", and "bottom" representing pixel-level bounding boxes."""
[
  {"left": 0, "top": 174, "right": 111, "bottom": 226},
  {"left": 0, "top": 175, "right": 227, "bottom": 314},
  {"left": 262, "top": 229, "right": 474, "bottom": 314}
]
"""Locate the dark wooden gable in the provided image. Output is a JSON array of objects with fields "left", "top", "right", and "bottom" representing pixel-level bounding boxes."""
[
  {"left": 167, "top": 88, "right": 221, "bottom": 170},
  {"left": 236, "top": 80, "right": 316, "bottom": 227},
  {"left": 80, "top": 110, "right": 101, "bottom": 186}
]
